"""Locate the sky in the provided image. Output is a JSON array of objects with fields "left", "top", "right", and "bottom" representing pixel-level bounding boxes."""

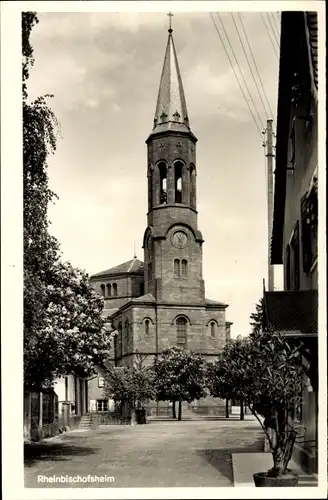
[{"left": 27, "top": 9, "right": 283, "bottom": 338}]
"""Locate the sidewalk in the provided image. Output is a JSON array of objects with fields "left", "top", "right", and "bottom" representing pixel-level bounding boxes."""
[{"left": 232, "top": 452, "right": 318, "bottom": 487}]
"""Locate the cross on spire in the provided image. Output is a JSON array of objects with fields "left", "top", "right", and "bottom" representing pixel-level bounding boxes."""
[{"left": 167, "top": 12, "right": 173, "bottom": 33}]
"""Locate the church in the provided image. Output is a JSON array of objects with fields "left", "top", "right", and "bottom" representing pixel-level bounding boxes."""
[{"left": 90, "top": 24, "right": 232, "bottom": 379}]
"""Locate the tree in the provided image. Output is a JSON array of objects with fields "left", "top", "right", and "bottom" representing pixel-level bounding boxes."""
[
  {"left": 104, "top": 352, "right": 155, "bottom": 423},
  {"left": 23, "top": 13, "right": 113, "bottom": 388},
  {"left": 249, "top": 297, "right": 265, "bottom": 334},
  {"left": 153, "top": 346, "right": 206, "bottom": 421},
  {"left": 24, "top": 262, "right": 114, "bottom": 388},
  {"left": 207, "top": 329, "right": 309, "bottom": 478}
]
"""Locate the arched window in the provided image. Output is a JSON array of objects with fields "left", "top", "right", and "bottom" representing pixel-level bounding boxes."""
[
  {"left": 124, "top": 319, "right": 129, "bottom": 354},
  {"left": 181, "top": 259, "right": 188, "bottom": 277},
  {"left": 176, "top": 317, "right": 187, "bottom": 345},
  {"left": 174, "top": 161, "right": 183, "bottom": 203},
  {"left": 158, "top": 162, "right": 167, "bottom": 204},
  {"left": 100, "top": 284, "right": 105, "bottom": 297},
  {"left": 145, "top": 319, "right": 150, "bottom": 335},
  {"left": 148, "top": 262, "right": 152, "bottom": 282},
  {"left": 210, "top": 321, "right": 216, "bottom": 337},
  {"left": 190, "top": 164, "right": 196, "bottom": 209},
  {"left": 117, "top": 322, "right": 122, "bottom": 358},
  {"left": 174, "top": 259, "right": 180, "bottom": 277},
  {"left": 107, "top": 284, "right": 111, "bottom": 297},
  {"left": 112, "top": 283, "right": 117, "bottom": 296},
  {"left": 148, "top": 168, "right": 153, "bottom": 209}
]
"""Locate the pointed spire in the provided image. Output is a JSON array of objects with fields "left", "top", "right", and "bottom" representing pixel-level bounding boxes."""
[{"left": 152, "top": 16, "right": 190, "bottom": 134}]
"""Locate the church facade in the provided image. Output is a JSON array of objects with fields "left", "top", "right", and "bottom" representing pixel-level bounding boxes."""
[{"left": 90, "top": 27, "right": 232, "bottom": 378}]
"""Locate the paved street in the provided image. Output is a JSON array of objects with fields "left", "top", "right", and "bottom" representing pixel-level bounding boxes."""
[{"left": 25, "top": 417, "right": 263, "bottom": 488}]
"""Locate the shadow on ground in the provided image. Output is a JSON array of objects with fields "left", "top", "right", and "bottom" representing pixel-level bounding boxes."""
[
  {"left": 24, "top": 442, "right": 99, "bottom": 467},
  {"left": 148, "top": 416, "right": 253, "bottom": 422},
  {"left": 197, "top": 437, "right": 264, "bottom": 483}
]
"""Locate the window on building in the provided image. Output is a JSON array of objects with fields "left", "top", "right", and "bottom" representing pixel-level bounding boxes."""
[
  {"left": 190, "top": 164, "right": 196, "bottom": 208},
  {"left": 112, "top": 283, "right": 117, "bottom": 296},
  {"left": 181, "top": 259, "right": 188, "bottom": 277},
  {"left": 100, "top": 284, "right": 105, "bottom": 297},
  {"left": 148, "top": 262, "right": 152, "bottom": 282},
  {"left": 124, "top": 319, "right": 129, "bottom": 354},
  {"left": 174, "top": 161, "right": 183, "bottom": 203},
  {"left": 107, "top": 284, "right": 111, "bottom": 297},
  {"left": 210, "top": 321, "right": 216, "bottom": 337},
  {"left": 159, "top": 162, "right": 167, "bottom": 204},
  {"left": 145, "top": 319, "right": 150, "bottom": 335},
  {"left": 176, "top": 317, "right": 187, "bottom": 345},
  {"left": 301, "top": 185, "right": 318, "bottom": 273},
  {"left": 98, "top": 377, "right": 104, "bottom": 388},
  {"left": 290, "top": 222, "right": 300, "bottom": 290},
  {"left": 174, "top": 259, "right": 180, "bottom": 277},
  {"left": 117, "top": 322, "right": 122, "bottom": 358},
  {"left": 96, "top": 399, "right": 108, "bottom": 412},
  {"left": 148, "top": 168, "right": 153, "bottom": 209}
]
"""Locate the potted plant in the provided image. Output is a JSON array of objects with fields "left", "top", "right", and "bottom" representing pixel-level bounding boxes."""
[
  {"left": 207, "top": 328, "right": 310, "bottom": 487},
  {"left": 104, "top": 352, "right": 155, "bottom": 425}
]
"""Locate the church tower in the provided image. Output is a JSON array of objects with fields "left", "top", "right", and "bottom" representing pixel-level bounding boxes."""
[
  {"left": 91, "top": 18, "right": 231, "bottom": 380},
  {"left": 143, "top": 24, "right": 205, "bottom": 305}
]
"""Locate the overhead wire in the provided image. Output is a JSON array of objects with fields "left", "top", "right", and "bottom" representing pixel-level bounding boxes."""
[
  {"left": 237, "top": 13, "right": 276, "bottom": 128},
  {"left": 209, "top": 12, "right": 264, "bottom": 138},
  {"left": 231, "top": 13, "right": 268, "bottom": 125},
  {"left": 260, "top": 12, "right": 279, "bottom": 60},
  {"left": 209, "top": 12, "right": 263, "bottom": 139},
  {"left": 266, "top": 13, "right": 280, "bottom": 48},
  {"left": 270, "top": 12, "right": 280, "bottom": 39},
  {"left": 217, "top": 13, "right": 266, "bottom": 130}
]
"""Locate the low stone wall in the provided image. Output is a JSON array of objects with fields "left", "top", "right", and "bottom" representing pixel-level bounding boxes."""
[
  {"left": 190, "top": 405, "right": 227, "bottom": 416},
  {"left": 91, "top": 411, "right": 131, "bottom": 426},
  {"left": 57, "top": 414, "right": 82, "bottom": 432}
]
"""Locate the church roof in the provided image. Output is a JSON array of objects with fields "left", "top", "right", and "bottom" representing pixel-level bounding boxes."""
[
  {"left": 91, "top": 258, "right": 144, "bottom": 278},
  {"left": 132, "top": 293, "right": 156, "bottom": 303},
  {"left": 205, "top": 298, "right": 228, "bottom": 308},
  {"left": 152, "top": 28, "right": 191, "bottom": 135},
  {"left": 103, "top": 308, "right": 120, "bottom": 318}
]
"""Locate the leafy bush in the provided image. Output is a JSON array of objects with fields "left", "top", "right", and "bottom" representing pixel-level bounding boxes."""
[{"left": 207, "top": 329, "right": 309, "bottom": 477}]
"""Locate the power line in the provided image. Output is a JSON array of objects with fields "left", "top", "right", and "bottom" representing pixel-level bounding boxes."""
[
  {"left": 270, "top": 12, "right": 280, "bottom": 38},
  {"left": 237, "top": 13, "right": 276, "bottom": 126},
  {"left": 217, "top": 13, "right": 265, "bottom": 130},
  {"left": 266, "top": 13, "right": 280, "bottom": 48},
  {"left": 231, "top": 13, "right": 267, "bottom": 126},
  {"left": 209, "top": 13, "right": 263, "bottom": 139},
  {"left": 260, "top": 12, "right": 279, "bottom": 60}
]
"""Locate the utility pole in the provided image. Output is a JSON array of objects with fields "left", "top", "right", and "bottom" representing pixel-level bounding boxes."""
[{"left": 263, "top": 119, "right": 275, "bottom": 291}]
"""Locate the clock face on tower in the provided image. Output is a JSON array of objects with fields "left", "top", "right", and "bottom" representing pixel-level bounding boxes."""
[{"left": 172, "top": 231, "right": 188, "bottom": 249}]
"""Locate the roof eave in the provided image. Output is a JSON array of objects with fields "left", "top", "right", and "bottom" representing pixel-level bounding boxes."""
[
  {"left": 271, "top": 12, "right": 297, "bottom": 265},
  {"left": 146, "top": 126, "right": 198, "bottom": 144}
]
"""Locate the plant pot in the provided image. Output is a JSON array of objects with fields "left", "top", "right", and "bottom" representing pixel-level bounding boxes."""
[{"left": 253, "top": 471, "right": 299, "bottom": 487}]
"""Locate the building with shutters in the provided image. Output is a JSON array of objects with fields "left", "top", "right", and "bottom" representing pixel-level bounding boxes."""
[{"left": 265, "top": 11, "right": 319, "bottom": 474}]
